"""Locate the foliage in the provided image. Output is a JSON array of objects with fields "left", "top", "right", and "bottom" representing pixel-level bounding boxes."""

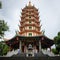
[
  {"left": 0, "top": 1, "right": 2, "bottom": 9},
  {"left": 0, "top": 42, "right": 10, "bottom": 56},
  {"left": 52, "top": 48, "right": 59, "bottom": 54},
  {"left": 0, "top": 20, "right": 9, "bottom": 38},
  {"left": 53, "top": 32, "right": 60, "bottom": 54}
]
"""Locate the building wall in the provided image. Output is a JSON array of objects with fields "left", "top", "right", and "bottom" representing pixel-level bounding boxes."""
[{"left": 21, "top": 32, "right": 39, "bottom": 36}]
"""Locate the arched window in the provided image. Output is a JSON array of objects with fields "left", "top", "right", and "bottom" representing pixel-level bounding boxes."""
[
  {"left": 29, "top": 26, "right": 32, "bottom": 29},
  {"left": 29, "top": 16, "right": 31, "bottom": 18},
  {"left": 29, "top": 33, "right": 32, "bottom": 36},
  {"left": 29, "top": 21, "right": 31, "bottom": 23}
]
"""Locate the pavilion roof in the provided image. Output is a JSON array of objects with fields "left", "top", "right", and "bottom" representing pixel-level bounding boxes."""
[{"left": 5, "top": 35, "right": 54, "bottom": 49}]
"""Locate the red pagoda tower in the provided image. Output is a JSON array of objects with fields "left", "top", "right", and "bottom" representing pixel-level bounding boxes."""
[
  {"left": 19, "top": 1, "right": 42, "bottom": 37},
  {"left": 5, "top": 2, "right": 54, "bottom": 57}
]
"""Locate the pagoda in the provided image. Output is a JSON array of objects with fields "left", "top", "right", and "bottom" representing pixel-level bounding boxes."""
[
  {"left": 5, "top": 2, "right": 54, "bottom": 57},
  {"left": 19, "top": 1, "right": 42, "bottom": 36}
]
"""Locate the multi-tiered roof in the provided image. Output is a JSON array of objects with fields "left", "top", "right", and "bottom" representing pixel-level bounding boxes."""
[{"left": 19, "top": 2, "right": 42, "bottom": 36}]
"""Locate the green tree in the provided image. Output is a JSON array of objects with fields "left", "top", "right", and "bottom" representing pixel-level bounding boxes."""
[
  {"left": 0, "top": 1, "right": 2, "bottom": 9},
  {"left": 52, "top": 48, "right": 59, "bottom": 54},
  {"left": 0, "top": 20, "right": 9, "bottom": 38},
  {"left": 53, "top": 32, "right": 60, "bottom": 54},
  {"left": 0, "top": 42, "right": 10, "bottom": 56},
  {"left": 0, "top": 20, "right": 9, "bottom": 56}
]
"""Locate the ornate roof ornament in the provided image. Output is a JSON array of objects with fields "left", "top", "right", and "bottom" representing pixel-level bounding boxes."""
[{"left": 28, "top": 1, "right": 32, "bottom": 6}]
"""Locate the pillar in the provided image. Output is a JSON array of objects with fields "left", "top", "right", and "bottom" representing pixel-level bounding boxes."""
[
  {"left": 24, "top": 46, "right": 26, "bottom": 53},
  {"left": 39, "top": 40, "right": 41, "bottom": 52},
  {"left": 19, "top": 41, "right": 22, "bottom": 53},
  {"left": 50, "top": 47, "right": 51, "bottom": 52}
]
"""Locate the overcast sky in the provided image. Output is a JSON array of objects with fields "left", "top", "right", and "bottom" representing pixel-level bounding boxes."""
[{"left": 0, "top": 0, "right": 60, "bottom": 39}]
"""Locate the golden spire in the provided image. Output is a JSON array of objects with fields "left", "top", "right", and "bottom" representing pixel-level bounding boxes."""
[{"left": 28, "top": 1, "right": 32, "bottom": 6}]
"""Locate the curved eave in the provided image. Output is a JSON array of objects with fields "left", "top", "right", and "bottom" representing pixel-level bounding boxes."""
[
  {"left": 41, "top": 36, "right": 54, "bottom": 48},
  {"left": 5, "top": 35, "right": 54, "bottom": 49},
  {"left": 19, "top": 30, "right": 41, "bottom": 34}
]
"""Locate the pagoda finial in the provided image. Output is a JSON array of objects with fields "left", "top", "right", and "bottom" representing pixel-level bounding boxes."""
[{"left": 28, "top": 1, "right": 31, "bottom": 6}]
